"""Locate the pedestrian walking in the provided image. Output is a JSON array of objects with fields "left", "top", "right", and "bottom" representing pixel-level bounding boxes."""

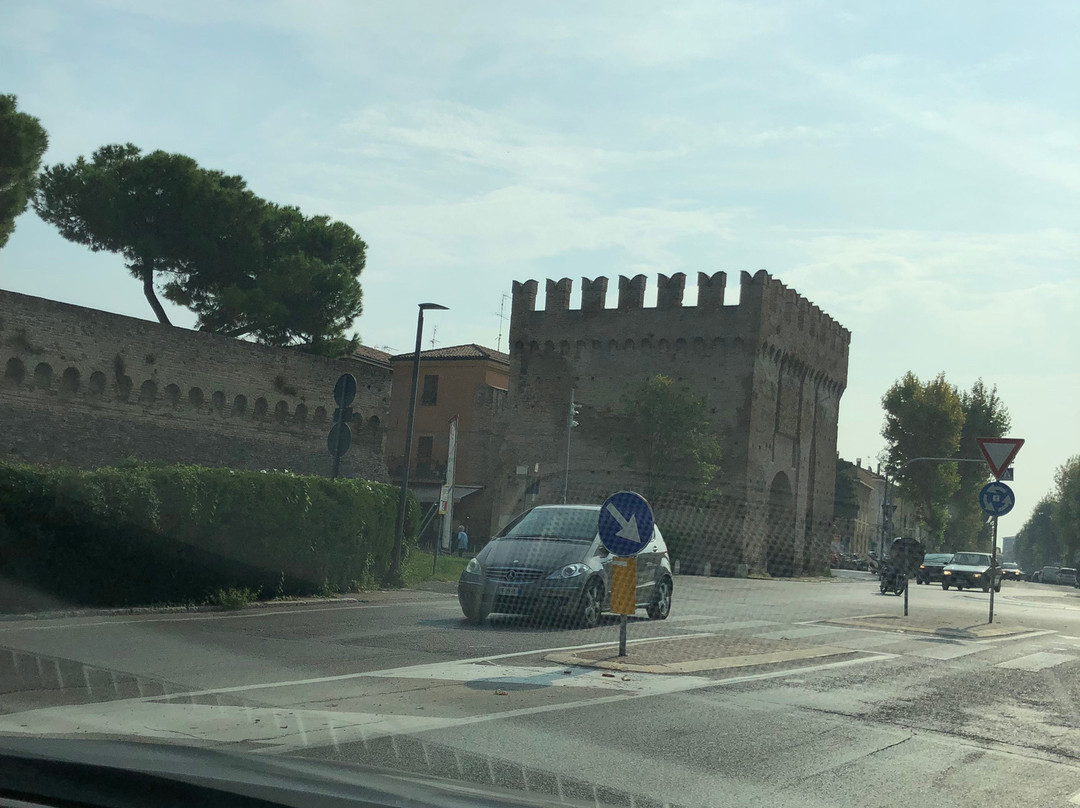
[{"left": 456, "top": 525, "right": 468, "bottom": 557}]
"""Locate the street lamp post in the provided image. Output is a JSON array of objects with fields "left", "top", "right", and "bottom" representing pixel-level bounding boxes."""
[{"left": 391, "top": 303, "right": 448, "bottom": 581}]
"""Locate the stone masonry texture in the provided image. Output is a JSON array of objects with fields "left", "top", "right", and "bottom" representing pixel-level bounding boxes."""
[
  {"left": 0, "top": 290, "right": 391, "bottom": 481},
  {"left": 495, "top": 270, "right": 850, "bottom": 576}
]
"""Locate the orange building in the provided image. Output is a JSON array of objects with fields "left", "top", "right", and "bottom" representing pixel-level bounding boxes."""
[{"left": 385, "top": 345, "right": 508, "bottom": 547}]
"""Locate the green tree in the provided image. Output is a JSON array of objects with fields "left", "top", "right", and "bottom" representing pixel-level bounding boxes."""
[
  {"left": 1015, "top": 497, "right": 1061, "bottom": 572},
  {"left": 1052, "top": 454, "right": 1080, "bottom": 564},
  {"left": 620, "top": 375, "right": 721, "bottom": 494},
  {"left": 881, "top": 372, "right": 965, "bottom": 545},
  {"left": 0, "top": 94, "right": 49, "bottom": 249},
  {"left": 33, "top": 144, "right": 261, "bottom": 326},
  {"left": 33, "top": 144, "right": 365, "bottom": 356},
  {"left": 170, "top": 205, "right": 365, "bottom": 356},
  {"left": 943, "top": 380, "right": 1011, "bottom": 551}
]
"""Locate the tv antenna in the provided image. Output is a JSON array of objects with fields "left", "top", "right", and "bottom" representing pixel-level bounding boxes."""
[{"left": 495, "top": 293, "right": 510, "bottom": 351}]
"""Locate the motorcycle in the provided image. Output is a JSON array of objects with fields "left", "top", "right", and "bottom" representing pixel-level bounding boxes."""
[{"left": 879, "top": 564, "right": 907, "bottom": 596}]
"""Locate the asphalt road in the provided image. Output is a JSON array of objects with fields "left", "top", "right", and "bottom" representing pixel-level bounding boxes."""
[{"left": 2, "top": 574, "right": 1079, "bottom": 807}]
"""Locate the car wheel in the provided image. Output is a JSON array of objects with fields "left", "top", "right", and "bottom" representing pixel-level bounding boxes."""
[
  {"left": 942, "top": 582, "right": 949, "bottom": 590},
  {"left": 579, "top": 578, "right": 605, "bottom": 629},
  {"left": 647, "top": 577, "right": 672, "bottom": 620},
  {"left": 462, "top": 598, "right": 490, "bottom": 624},
  {"left": 982, "top": 585, "right": 990, "bottom": 593},
  {"left": 956, "top": 585, "right": 963, "bottom": 591},
  {"left": 994, "top": 583, "right": 1001, "bottom": 593}
]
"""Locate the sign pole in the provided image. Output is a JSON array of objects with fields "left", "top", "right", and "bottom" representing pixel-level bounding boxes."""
[
  {"left": 989, "top": 515, "right": 998, "bottom": 624},
  {"left": 597, "top": 492, "right": 654, "bottom": 662},
  {"left": 331, "top": 442, "right": 341, "bottom": 480},
  {"left": 903, "top": 577, "right": 909, "bottom": 616}
]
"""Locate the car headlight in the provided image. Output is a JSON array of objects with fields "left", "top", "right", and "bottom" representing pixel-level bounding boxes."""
[
  {"left": 943, "top": 570, "right": 951, "bottom": 575},
  {"left": 973, "top": 573, "right": 981, "bottom": 578},
  {"left": 465, "top": 558, "right": 481, "bottom": 575},
  {"left": 547, "top": 563, "right": 590, "bottom": 579},
  {"left": 920, "top": 565, "right": 926, "bottom": 569}
]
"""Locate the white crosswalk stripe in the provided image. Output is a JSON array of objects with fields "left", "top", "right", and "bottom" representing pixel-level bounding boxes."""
[{"left": 995, "top": 652, "right": 1075, "bottom": 671}]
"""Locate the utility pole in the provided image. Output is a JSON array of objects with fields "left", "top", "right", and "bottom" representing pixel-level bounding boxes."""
[{"left": 563, "top": 389, "right": 579, "bottom": 504}]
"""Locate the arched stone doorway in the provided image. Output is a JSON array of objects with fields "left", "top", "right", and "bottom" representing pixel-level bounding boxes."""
[{"left": 766, "top": 471, "right": 796, "bottom": 577}]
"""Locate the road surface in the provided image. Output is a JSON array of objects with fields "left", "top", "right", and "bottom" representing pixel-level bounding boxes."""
[{"left": 2, "top": 575, "right": 1078, "bottom": 807}]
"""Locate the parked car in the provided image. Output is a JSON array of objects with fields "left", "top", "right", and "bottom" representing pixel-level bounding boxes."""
[
  {"left": 942, "top": 552, "right": 1001, "bottom": 592},
  {"left": 1000, "top": 562, "right": 1024, "bottom": 581},
  {"left": 1034, "top": 565, "right": 1077, "bottom": 585},
  {"left": 915, "top": 553, "right": 954, "bottom": 584},
  {"left": 457, "top": 504, "right": 673, "bottom": 627}
]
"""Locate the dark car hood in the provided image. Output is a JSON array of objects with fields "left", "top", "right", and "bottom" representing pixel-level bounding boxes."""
[{"left": 479, "top": 538, "right": 593, "bottom": 572}]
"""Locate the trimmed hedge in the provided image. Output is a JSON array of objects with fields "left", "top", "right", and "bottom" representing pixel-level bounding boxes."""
[{"left": 0, "top": 462, "right": 419, "bottom": 608}]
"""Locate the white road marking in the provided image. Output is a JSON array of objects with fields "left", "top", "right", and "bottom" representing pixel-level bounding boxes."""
[
  {"left": 0, "top": 654, "right": 893, "bottom": 754},
  {"left": 754, "top": 626, "right": 850, "bottom": 641},
  {"left": 900, "top": 642, "right": 985, "bottom": 660},
  {"left": 995, "top": 652, "right": 1075, "bottom": 671},
  {"left": 679, "top": 620, "right": 780, "bottom": 632},
  {"left": 828, "top": 633, "right": 905, "bottom": 650},
  {"left": 0, "top": 600, "right": 440, "bottom": 632}
]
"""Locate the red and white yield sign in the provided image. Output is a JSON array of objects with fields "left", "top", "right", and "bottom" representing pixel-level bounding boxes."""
[{"left": 977, "top": 437, "right": 1025, "bottom": 479}]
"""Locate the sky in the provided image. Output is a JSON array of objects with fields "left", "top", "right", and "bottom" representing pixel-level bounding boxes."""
[{"left": 1, "top": 0, "right": 1077, "bottom": 531}]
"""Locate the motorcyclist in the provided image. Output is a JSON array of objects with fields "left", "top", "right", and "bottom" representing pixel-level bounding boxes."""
[{"left": 879, "top": 561, "right": 907, "bottom": 595}]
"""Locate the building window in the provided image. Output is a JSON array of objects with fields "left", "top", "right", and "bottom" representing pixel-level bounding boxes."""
[
  {"left": 420, "top": 374, "right": 439, "bottom": 406},
  {"left": 417, "top": 435, "right": 434, "bottom": 459}
]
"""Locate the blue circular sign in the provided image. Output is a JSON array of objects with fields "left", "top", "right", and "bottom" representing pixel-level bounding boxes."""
[
  {"left": 598, "top": 491, "right": 654, "bottom": 556},
  {"left": 979, "top": 481, "right": 1015, "bottom": 517}
]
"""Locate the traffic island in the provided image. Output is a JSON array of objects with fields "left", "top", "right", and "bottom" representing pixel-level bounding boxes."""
[
  {"left": 545, "top": 633, "right": 858, "bottom": 674},
  {"left": 821, "top": 614, "right": 1035, "bottom": 639}
]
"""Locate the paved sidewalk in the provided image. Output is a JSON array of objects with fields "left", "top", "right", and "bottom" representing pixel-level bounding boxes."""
[
  {"left": 546, "top": 632, "right": 858, "bottom": 674},
  {"left": 821, "top": 613, "right": 1035, "bottom": 639}
]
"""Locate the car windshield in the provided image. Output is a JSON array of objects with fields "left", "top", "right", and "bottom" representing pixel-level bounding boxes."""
[
  {"left": 1003, "top": 563, "right": 1019, "bottom": 569},
  {"left": 3, "top": 4, "right": 1079, "bottom": 807},
  {"left": 497, "top": 507, "right": 599, "bottom": 542}
]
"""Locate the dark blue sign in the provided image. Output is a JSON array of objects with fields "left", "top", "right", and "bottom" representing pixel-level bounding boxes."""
[
  {"left": 979, "top": 481, "right": 1015, "bottom": 517},
  {"left": 598, "top": 491, "right": 654, "bottom": 557}
]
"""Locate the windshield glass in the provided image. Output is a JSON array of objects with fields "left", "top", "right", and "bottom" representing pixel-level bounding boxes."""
[
  {"left": 497, "top": 507, "right": 599, "bottom": 542},
  {"left": 952, "top": 553, "right": 992, "bottom": 566},
  {"left": 2, "top": 3, "right": 1078, "bottom": 807}
]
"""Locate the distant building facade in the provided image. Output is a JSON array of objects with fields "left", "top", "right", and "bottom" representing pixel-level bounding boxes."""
[
  {"left": 385, "top": 344, "right": 508, "bottom": 545},
  {"left": 835, "top": 459, "right": 927, "bottom": 555},
  {"left": 0, "top": 290, "right": 391, "bottom": 480}
]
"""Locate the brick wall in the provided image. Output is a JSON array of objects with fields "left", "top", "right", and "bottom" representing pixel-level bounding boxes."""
[{"left": 0, "top": 290, "right": 391, "bottom": 480}]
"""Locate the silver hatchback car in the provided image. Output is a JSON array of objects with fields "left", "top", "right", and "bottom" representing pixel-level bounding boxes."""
[{"left": 457, "top": 504, "right": 674, "bottom": 627}]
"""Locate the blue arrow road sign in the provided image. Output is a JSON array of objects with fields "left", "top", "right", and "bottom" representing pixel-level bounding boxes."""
[
  {"left": 979, "top": 481, "right": 1015, "bottom": 517},
  {"left": 598, "top": 491, "right": 654, "bottom": 556}
]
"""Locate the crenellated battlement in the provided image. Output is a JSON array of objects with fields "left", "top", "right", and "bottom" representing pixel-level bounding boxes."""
[{"left": 508, "top": 270, "right": 850, "bottom": 388}]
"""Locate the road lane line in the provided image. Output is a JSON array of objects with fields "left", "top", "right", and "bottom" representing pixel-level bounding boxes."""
[
  {"left": 166, "top": 632, "right": 717, "bottom": 699},
  {"left": 995, "top": 652, "right": 1075, "bottom": 671},
  {"left": 0, "top": 653, "right": 893, "bottom": 754},
  {"left": 0, "top": 600, "right": 453, "bottom": 632}
]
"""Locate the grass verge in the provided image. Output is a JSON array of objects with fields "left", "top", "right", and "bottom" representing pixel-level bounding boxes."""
[{"left": 402, "top": 551, "right": 470, "bottom": 585}]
